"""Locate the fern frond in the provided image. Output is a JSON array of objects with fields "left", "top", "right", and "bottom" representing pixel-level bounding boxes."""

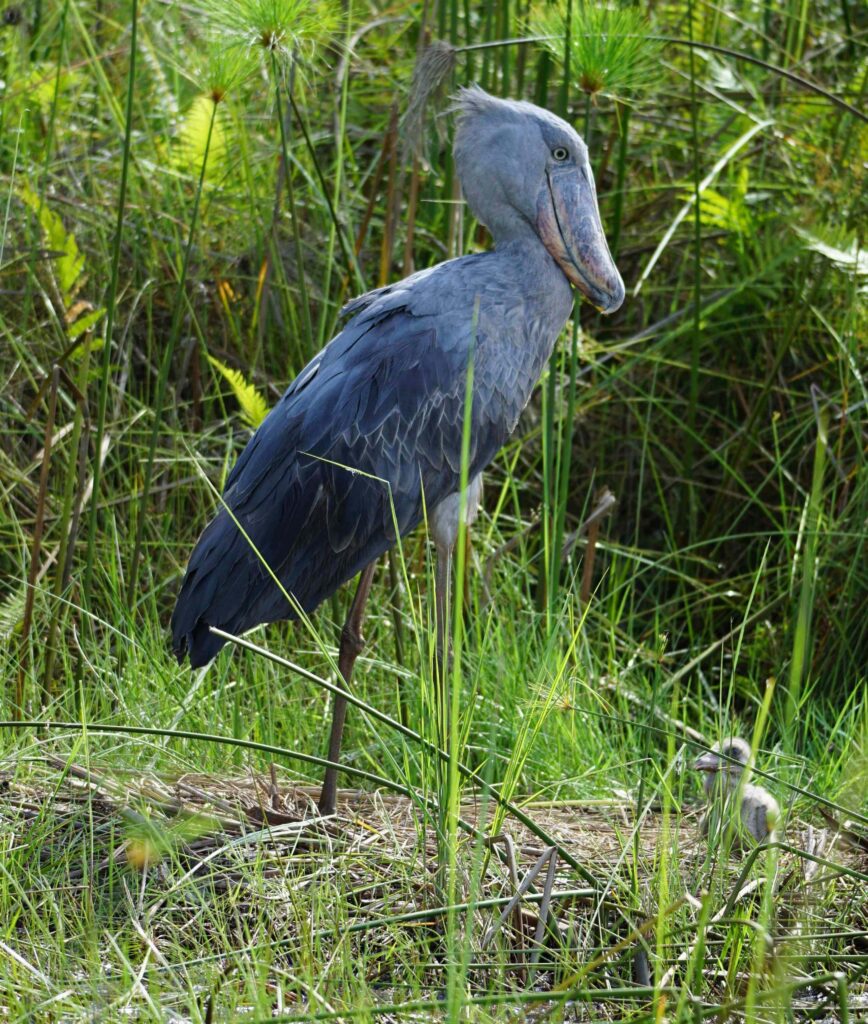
[
  {"left": 18, "top": 184, "right": 85, "bottom": 306},
  {"left": 207, "top": 354, "right": 270, "bottom": 428},
  {"left": 0, "top": 587, "right": 26, "bottom": 640}
]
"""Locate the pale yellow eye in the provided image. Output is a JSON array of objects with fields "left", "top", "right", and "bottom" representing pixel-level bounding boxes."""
[{"left": 552, "top": 146, "right": 569, "bottom": 161}]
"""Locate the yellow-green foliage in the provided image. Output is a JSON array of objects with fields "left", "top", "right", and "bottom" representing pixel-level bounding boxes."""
[
  {"left": 175, "top": 95, "right": 227, "bottom": 180},
  {"left": 3, "top": 61, "right": 84, "bottom": 125},
  {"left": 207, "top": 354, "right": 270, "bottom": 428},
  {"left": 528, "top": 2, "right": 661, "bottom": 99},
  {"left": 210, "top": 0, "right": 342, "bottom": 62},
  {"left": 25, "top": 63, "right": 83, "bottom": 116},
  {"left": 66, "top": 308, "right": 107, "bottom": 346},
  {"left": 0, "top": 587, "right": 25, "bottom": 639},
  {"left": 683, "top": 167, "right": 753, "bottom": 235},
  {"left": 18, "top": 184, "right": 85, "bottom": 306}
]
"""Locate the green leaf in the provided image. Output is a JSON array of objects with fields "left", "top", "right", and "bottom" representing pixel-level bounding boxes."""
[
  {"left": 796, "top": 227, "right": 868, "bottom": 286},
  {"left": 0, "top": 587, "right": 26, "bottom": 640},
  {"left": 175, "top": 94, "right": 227, "bottom": 180},
  {"left": 67, "top": 307, "right": 106, "bottom": 345},
  {"left": 18, "top": 183, "right": 85, "bottom": 306},
  {"left": 679, "top": 187, "right": 750, "bottom": 233},
  {"left": 207, "top": 354, "right": 270, "bottom": 428},
  {"left": 528, "top": 3, "right": 661, "bottom": 100},
  {"left": 19, "top": 62, "right": 82, "bottom": 116}
]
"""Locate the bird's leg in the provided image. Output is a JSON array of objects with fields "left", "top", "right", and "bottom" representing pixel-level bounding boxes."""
[
  {"left": 319, "top": 561, "right": 377, "bottom": 816},
  {"left": 434, "top": 540, "right": 453, "bottom": 743}
]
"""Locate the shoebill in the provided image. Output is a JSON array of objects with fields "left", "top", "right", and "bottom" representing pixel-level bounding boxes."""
[
  {"left": 694, "top": 738, "right": 780, "bottom": 843},
  {"left": 171, "top": 86, "right": 625, "bottom": 814}
]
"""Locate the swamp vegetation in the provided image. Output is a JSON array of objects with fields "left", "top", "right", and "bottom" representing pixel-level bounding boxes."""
[{"left": 0, "top": 0, "right": 866, "bottom": 1019}]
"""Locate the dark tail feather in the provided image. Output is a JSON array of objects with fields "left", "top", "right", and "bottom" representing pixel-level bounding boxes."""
[
  {"left": 170, "top": 510, "right": 248, "bottom": 667},
  {"left": 180, "top": 619, "right": 227, "bottom": 669},
  {"left": 171, "top": 475, "right": 400, "bottom": 668},
  {"left": 172, "top": 564, "right": 231, "bottom": 668},
  {"left": 171, "top": 505, "right": 305, "bottom": 667}
]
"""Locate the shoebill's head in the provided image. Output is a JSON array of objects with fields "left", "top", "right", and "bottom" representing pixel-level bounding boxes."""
[{"left": 694, "top": 737, "right": 752, "bottom": 796}]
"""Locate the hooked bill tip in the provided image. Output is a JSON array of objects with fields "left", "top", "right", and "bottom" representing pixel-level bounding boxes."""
[
  {"left": 596, "top": 275, "right": 625, "bottom": 314},
  {"left": 578, "top": 265, "right": 625, "bottom": 314}
]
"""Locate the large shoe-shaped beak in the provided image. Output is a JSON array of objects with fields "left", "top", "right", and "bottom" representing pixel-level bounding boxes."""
[{"left": 537, "top": 165, "right": 625, "bottom": 314}]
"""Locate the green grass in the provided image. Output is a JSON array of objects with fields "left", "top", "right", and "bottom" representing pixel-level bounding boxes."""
[{"left": 1, "top": 0, "right": 866, "bottom": 1018}]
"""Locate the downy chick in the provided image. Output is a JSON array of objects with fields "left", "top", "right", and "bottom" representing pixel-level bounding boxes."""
[{"left": 694, "top": 737, "right": 780, "bottom": 843}]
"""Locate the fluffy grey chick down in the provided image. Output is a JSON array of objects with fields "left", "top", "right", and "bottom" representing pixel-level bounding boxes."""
[{"left": 694, "top": 738, "right": 780, "bottom": 843}]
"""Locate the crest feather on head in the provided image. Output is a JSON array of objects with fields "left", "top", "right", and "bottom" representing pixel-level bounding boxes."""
[{"left": 451, "top": 85, "right": 532, "bottom": 127}]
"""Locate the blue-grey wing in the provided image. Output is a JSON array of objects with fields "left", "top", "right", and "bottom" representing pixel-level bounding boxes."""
[{"left": 171, "top": 285, "right": 505, "bottom": 666}]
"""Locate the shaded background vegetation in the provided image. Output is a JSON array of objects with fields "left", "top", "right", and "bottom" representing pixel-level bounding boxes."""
[{"left": 2, "top": 0, "right": 864, "bottom": 717}]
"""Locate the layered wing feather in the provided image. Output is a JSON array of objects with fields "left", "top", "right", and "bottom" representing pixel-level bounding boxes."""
[{"left": 171, "top": 254, "right": 513, "bottom": 666}]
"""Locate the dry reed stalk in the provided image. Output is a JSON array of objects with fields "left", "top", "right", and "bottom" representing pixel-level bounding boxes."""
[{"left": 18, "top": 366, "right": 61, "bottom": 716}]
